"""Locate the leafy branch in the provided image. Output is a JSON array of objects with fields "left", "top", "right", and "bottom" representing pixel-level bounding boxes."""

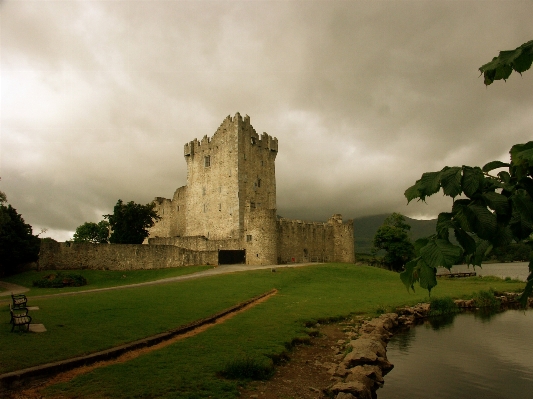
[
  {"left": 401, "top": 40, "right": 533, "bottom": 304},
  {"left": 479, "top": 40, "right": 533, "bottom": 85}
]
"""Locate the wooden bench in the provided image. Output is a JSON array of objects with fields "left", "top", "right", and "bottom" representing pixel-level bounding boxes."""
[
  {"left": 11, "top": 294, "right": 28, "bottom": 309},
  {"left": 10, "top": 304, "right": 32, "bottom": 332}
]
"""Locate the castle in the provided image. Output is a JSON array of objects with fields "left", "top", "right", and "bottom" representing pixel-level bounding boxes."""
[{"left": 147, "top": 113, "right": 354, "bottom": 266}]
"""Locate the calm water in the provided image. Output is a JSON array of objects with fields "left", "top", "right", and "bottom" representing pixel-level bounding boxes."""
[
  {"left": 441, "top": 262, "right": 530, "bottom": 281},
  {"left": 378, "top": 310, "right": 533, "bottom": 399}
]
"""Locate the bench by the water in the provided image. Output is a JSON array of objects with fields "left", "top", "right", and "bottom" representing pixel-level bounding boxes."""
[{"left": 437, "top": 272, "right": 477, "bottom": 278}]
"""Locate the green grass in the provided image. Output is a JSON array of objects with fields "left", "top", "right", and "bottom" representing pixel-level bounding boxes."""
[
  {"left": 0, "top": 263, "right": 525, "bottom": 398},
  {"left": 0, "top": 266, "right": 212, "bottom": 297}
]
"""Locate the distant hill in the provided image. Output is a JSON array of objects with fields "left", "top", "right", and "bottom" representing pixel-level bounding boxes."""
[{"left": 352, "top": 214, "right": 436, "bottom": 254}]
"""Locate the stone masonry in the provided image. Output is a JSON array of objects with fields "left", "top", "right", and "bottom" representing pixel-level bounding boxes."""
[{"left": 148, "top": 113, "right": 355, "bottom": 266}]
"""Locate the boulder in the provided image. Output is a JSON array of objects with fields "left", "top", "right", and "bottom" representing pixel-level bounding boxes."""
[{"left": 330, "top": 381, "right": 372, "bottom": 399}]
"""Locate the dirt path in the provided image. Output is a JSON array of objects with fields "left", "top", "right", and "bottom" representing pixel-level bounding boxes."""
[
  {"left": 0, "top": 281, "right": 29, "bottom": 296},
  {"left": 0, "top": 262, "right": 321, "bottom": 303},
  {"left": 239, "top": 323, "right": 348, "bottom": 399}
]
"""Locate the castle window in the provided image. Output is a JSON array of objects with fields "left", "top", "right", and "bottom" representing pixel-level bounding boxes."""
[
  {"left": 251, "top": 137, "right": 256, "bottom": 145},
  {"left": 257, "top": 179, "right": 261, "bottom": 188},
  {"left": 204, "top": 155, "right": 210, "bottom": 167},
  {"left": 219, "top": 203, "right": 221, "bottom": 211},
  {"left": 261, "top": 160, "right": 263, "bottom": 166},
  {"left": 177, "top": 205, "right": 180, "bottom": 211},
  {"left": 247, "top": 235, "right": 252, "bottom": 242},
  {"left": 250, "top": 202, "right": 256, "bottom": 209}
]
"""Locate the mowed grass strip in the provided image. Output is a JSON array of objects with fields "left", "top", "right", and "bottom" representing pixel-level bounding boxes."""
[
  {"left": 0, "top": 270, "right": 274, "bottom": 373},
  {"left": 30, "top": 264, "right": 525, "bottom": 399},
  {"left": 0, "top": 266, "right": 212, "bottom": 297}
]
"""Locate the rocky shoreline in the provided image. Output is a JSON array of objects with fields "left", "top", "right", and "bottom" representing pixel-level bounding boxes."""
[{"left": 321, "top": 292, "right": 533, "bottom": 399}]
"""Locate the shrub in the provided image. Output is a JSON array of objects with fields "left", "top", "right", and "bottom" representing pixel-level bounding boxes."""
[
  {"left": 33, "top": 272, "right": 88, "bottom": 288},
  {"left": 473, "top": 290, "right": 501, "bottom": 308},
  {"left": 429, "top": 297, "right": 459, "bottom": 316},
  {"left": 219, "top": 356, "right": 274, "bottom": 380}
]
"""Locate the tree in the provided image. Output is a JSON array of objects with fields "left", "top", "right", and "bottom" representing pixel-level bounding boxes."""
[
  {"left": 104, "top": 199, "right": 161, "bottom": 244},
  {"left": 400, "top": 41, "right": 533, "bottom": 306},
  {"left": 72, "top": 220, "right": 110, "bottom": 244},
  {"left": 0, "top": 191, "right": 40, "bottom": 276},
  {"left": 372, "top": 213, "right": 415, "bottom": 272}
]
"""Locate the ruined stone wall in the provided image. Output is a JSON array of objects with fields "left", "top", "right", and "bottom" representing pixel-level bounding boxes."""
[
  {"left": 39, "top": 239, "right": 217, "bottom": 271},
  {"left": 148, "top": 186, "right": 187, "bottom": 239},
  {"left": 277, "top": 214, "right": 354, "bottom": 264},
  {"left": 277, "top": 218, "right": 334, "bottom": 263},
  {"left": 329, "top": 214, "right": 355, "bottom": 263},
  {"left": 244, "top": 208, "right": 278, "bottom": 265},
  {"left": 148, "top": 236, "right": 242, "bottom": 252}
]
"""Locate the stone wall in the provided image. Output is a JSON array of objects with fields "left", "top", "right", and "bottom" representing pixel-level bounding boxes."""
[
  {"left": 277, "top": 215, "right": 355, "bottom": 264},
  {"left": 39, "top": 239, "right": 217, "bottom": 271},
  {"left": 148, "top": 236, "right": 242, "bottom": 252}
]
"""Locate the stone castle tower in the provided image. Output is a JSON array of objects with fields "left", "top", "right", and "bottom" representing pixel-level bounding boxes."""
[{"left": 148, "top": 113, "right": 354, "bottom": 266}]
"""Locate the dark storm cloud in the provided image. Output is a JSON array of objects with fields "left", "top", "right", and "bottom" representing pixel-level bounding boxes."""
[{"left": 1, "top": 0, "right": 532, "bottom": 240}]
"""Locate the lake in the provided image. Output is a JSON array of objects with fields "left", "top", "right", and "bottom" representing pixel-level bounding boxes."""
[
  {"left": 440, "top": 262, "right": 530, "bottom": 281},
  {"left": 378, "top": 310, "right": 533, "bottom": 399}
]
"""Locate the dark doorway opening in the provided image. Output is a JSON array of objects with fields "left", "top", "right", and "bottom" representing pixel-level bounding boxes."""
[{"left": 218, "top": 250, "right": 246, "bottom": 265}]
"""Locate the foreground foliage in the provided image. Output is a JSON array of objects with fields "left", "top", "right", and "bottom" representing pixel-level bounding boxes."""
[
  {"left": 0, "top": 191, "right": 40, "bottom": 277},
  {"left": 402, "top": 42, "right": 533, "bottom": 304},
  {"left": 479, "top": 39, "right": 533, "bottom": 85}
]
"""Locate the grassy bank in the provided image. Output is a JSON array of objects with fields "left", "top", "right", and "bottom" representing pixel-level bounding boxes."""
[{"left": 1, "top": 264, "right": 525, "bottom": 398}]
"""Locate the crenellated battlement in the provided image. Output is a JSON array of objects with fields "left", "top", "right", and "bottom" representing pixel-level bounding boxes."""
[{"left": 183, "top": 113, "right": 278, "bottom": 158}]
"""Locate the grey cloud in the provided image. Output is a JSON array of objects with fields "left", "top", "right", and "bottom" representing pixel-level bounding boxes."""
[{"left": 1, "top": 0, "right": 532, "bottom": 240}]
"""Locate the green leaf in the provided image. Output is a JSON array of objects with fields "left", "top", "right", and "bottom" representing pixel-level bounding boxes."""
[
  {"left": 419, "top": 238, "right": 462, "bottom": 270},
  {"left": 482, "top": 160, "right": 510, "bottom": 173},
  {"left": 462, "top": 166, "right": 485, "bottom": 198},
  {"left": 400, "top": 258, "right": 419, "bottom": 293},
  {"left": 468, "top": 202, "right": 498, "bottom": 240},
  {"left": 418, "top": 260, "right": 437, "bottom": 294},
  {"left": 436, "top": 212, "right": 453, "bottom": 240},
  {"left": 454, "top": 227, "right": 476, "bottom": 256},
  {"left": 404, "top": 180, "right": 424, "bottom": 203},
  {"left": 498, "top": 171, "right": 511, "bottom": 184},
  {"left": 413, "top": 237, "right": 430, "bottom": 257},
  {"left": 452, "top": 199, "right": 473, "bottom": 232},
  {"left": 479, "top": 40, "right": 533, "bottom": 85},
  {"left": 518, "top": 255, "right": 533, "bottom": 307},
  {"left": 419, "top": 171, "right": 442, "bottom": 197},
  {"left": 481, "top": 191, "right": 510, "bottom": 215},
  {"left": 466, "top": 239, "right": 492, "bottom": 267},
  {"left": 440, "top": 167, "right": 462, "bottom": 198}
]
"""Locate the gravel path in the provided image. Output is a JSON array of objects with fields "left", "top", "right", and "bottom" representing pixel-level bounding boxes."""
[{"left": 0, "top": 262, "right": 321, "bottom": 300}]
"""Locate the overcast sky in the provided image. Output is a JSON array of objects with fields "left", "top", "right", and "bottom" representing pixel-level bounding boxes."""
[{"left": 1, "top": 0, "right": 532, "bottom": 241}]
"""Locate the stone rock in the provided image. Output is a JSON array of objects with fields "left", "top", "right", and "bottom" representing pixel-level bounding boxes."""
[
  {"left": 343, "top": 337, "right": 387, "bottom": 368},
  {"left": 336, "top": 393, "right": 356, "bottom": 399},
  {"left": 330, "top": 381, "right": 372, "bottom": 399},
  {"left": 347, "top": 365, "right": 384, "bottom": 384},
  {"left": 333, "top": 364, "right": 350, "bottom": 378}
]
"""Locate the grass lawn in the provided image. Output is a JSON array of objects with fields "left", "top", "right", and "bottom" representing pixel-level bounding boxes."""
[
  {"left": 1, "top": 263, "right": 525, "bottom": 398},
  {"left": 0, "top": 266, "right": 212, "bottom": 297}
]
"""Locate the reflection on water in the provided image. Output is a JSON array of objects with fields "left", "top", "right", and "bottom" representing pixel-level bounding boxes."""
[{"left": 378, "top": 310, "right": 533, "bottom": 399}]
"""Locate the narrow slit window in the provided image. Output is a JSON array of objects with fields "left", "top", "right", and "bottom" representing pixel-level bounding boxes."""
[{"left": 204, "top": 155, "right": 211, "bottom": 167}]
